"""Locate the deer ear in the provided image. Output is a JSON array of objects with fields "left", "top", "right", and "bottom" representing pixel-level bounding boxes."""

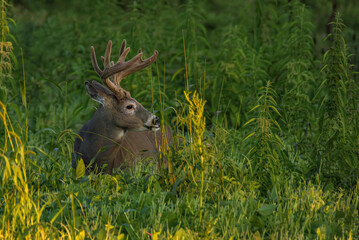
[{"left": 85, "top": 81, "right": 115, "bottom": 106}]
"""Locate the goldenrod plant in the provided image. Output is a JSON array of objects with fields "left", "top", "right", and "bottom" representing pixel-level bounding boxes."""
[{"left": 0, "top": 0, "right": 15, "bottom": 103}]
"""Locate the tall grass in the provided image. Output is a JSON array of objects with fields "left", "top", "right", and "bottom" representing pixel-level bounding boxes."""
[
  {"left": 0, "top": 105, "right": 53, "bottom": 238},
  {"left": 0, "top": 0, "right": 358, "bottom": 238}
]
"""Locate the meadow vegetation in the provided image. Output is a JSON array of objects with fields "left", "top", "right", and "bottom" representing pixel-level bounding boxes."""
[{"left": 1, "top": 0, "right": 359, "bottom": 239}]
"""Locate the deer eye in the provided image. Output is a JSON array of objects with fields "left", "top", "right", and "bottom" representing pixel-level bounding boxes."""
[{"left": 126, "top": 105, "right": 134, "bottom": 110}]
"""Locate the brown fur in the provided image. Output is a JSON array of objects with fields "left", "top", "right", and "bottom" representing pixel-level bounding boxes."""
[
  {"left": 73, "top": 40, "right": 172, "bottom": 174},
  {"left": 73, "top": 83, "right": 173, "bottom": 174}
]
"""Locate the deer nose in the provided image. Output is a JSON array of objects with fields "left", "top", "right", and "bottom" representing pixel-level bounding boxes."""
[{"left": 153, "top": 116, "right": 159, "bottom": 126}]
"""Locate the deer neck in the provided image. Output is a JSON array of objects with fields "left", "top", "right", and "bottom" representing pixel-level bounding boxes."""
[{"left": 89, "top": 108, "right": 127, "bottom": 142}]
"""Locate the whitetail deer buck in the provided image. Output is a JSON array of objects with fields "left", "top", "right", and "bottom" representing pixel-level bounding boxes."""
[{"left": 73, "top": 40, "right": 172, "bottom": 174}]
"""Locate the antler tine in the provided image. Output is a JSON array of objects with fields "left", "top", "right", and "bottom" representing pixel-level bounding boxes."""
[
  {"left": 119, "top": 39, "right": 126, "bottom": 56},
  {"left": 91, "top": 40, "right": 114, "bottom": 79},
  {"left": 91, "top": 41, "right": 121, "bottom": 97},
  {"left": 118, "top": 47, "right": 131, "bottom": 64},
  {"left": 90, "top": 46, "right": 102, "bottom": 77},
  {"left": 116, "top": 39, "right": 130, "bottom": 64},
  {"left": 103, "top": 40, "right": 112, "bottom": 68},
  {"left": 101, "top": 41, "right": 114, "bottom": 84}
]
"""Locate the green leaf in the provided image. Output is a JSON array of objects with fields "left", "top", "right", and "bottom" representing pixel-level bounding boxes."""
[
  {"left": 242, "top": 132, "right": 256, "bottom": 142},
  {"left": 7, "top": 17, "right": 16, "bottom": 27},
  {"left": 249, "top": 105, "right": 260, "bottom": 113},
  {"left": 171, "top": 67, "right": 185, "bottom": 81},
  {"left": 76, "top": 159, "right": 86, "bottom": 179},
  {"left": 35, "top": 147, "right": 61, "bottom": 168},
  {"left": 270, "top": 185, "right": 277, "bottom": 201},
  {"left": 268, "top": 96, "right": 277, "bottom": 105},
  {"left": 242, "top": 118, "right": 256, "bottom": 127},
  {"left": 324, "top": 182, "right": 334, "bottom": 192},
  {"left": 39, "top": 78, "right": 62, "bottom": 91},
  {"left": 50, "top": 205, "right": 66, "bottom": 224},
  {"left": 257, "top": 204, "right": 276, "bottom": 217},
  {"left": 269, "top": 105, "right": 281, "bottom": 116}
]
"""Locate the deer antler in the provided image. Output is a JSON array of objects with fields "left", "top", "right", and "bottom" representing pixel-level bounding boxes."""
[{"left": 90, "top": 40, "right": 158, "bottom": 99}]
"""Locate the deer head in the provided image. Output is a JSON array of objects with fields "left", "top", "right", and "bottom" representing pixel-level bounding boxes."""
[{"left": 86, "top": 40, "right": 159, "bottom": 132}]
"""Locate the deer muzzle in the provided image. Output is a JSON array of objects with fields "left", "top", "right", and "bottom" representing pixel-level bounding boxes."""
[{"left": 145, "top": 115, "right": 160, "bottom": 131}]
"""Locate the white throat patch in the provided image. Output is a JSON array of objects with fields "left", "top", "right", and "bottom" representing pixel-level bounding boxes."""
[{"left": 115, "top": 129, "right": 125, "bottom": 140}]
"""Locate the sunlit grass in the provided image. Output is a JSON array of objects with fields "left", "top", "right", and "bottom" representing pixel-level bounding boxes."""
[
  {"left": 1, "top": 98, "right": 358, "bottom": 239},
  {"left": 1, "top": 0, "right": 359, "bottom": 239}
]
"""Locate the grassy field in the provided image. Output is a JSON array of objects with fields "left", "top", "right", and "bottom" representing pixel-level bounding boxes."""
[{"left": 1, "top": 0, "right": 359, "bottom": 239}]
